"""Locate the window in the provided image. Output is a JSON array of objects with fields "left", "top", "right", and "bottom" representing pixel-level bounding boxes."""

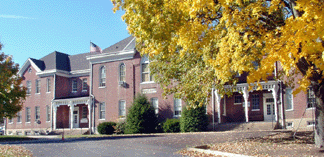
[
  {"left": 119, "top": 100, "right": 126, "bottom": 118},
  {"left": 26, "top": 107, "right": 31, "bottom": 122},
  {"left": 286, "top": 122, "right": 293, "bottom": 128},
  {"left": 35, "top": 106, "right": 40, "bottom": 121},
  {"left": 151, "top": 98, "right": 159, "bottom": 115},
  {"left": 307, "top": 121, "right": 315, "bottom": 126},
  {"left": 46, "top": 105, "right": 50, "bottom": 122},
  {"left": 99, "top": 66, "right": 106, "bottom": 87},
  {"left": 35, "top": 79, "right": 40, "bottom": 93},
  {"left": 99, "top": 102, "right": 105, "bottom": 119},
  {"left": 28, "top": 68, "right": 32, "bottom": 73},
  {"left": 307, "top": 88, "right": 316, "bottom": 108},
  {"left": 82, "top": 106, "right": 87, "bottom": 118},
  {"left": 251, "top": 94, "right": 260, "bottom": 110},
  {"left": 46, "top": 78, "right": 51, "bottom": 93},
  {"left": 286, "top": 88, "right": 293, "bottom": 110},
  {"left": 17, "top": 111, "right": 22, "bottom": 123},
  {"left": 174, "top": 98, "right": 182, "bottom": 117},
  {"left": 82, "top": 79, "right": 88, "bottom": 91},
  {"left": 234, "top": 95, "right": 242, "bottom": 104},
  {"left": 72, "top": 79, "right": 77, "bottom": 92},
  {"left": 141, "top": 56, "right": 154, "bottom": 82},
  {"left": 8, "top": 118, "right": 13, "bottom": 124},
  {"left": 119, "top": 63, "right": 126, "bottom": 82},
  {"left": 26, "top": 81, "right": 31, "bottom": 94}
]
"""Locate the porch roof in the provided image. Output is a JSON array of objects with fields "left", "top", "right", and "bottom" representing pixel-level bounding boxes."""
[{"left": 53, "top": 96, "right": 90, "bottom": 106}]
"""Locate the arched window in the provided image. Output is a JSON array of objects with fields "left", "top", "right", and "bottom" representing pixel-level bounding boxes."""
[
  {"left": 119, "top": 63, "right": 125, "bottom": 82},
  {"left": 141, "top": 55, "right": 154, "bottom": 83},
  {"left": 99, "top": 66, "right": 106, "bottom": 87}
]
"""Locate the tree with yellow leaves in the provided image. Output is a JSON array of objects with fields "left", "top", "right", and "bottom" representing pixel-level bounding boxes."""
[
  {"left": 113, "top": 0, "right": 324, "bottom": 147},
  {"left": 0, "top": 44, "right": 26, "bottom": 120}
]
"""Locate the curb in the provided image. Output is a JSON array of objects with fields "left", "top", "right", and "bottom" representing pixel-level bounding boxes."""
[{"left": 187, "top": 147, "right": 253, "bottom": 157}]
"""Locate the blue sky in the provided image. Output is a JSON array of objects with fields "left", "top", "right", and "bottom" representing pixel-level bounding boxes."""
[{"left": 0, "top": 0, "right": 129, "bottom": 66}]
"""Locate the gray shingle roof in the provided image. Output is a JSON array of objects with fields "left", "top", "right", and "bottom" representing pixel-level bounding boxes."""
[{"left": 102, "top": 36, "right": 135, "bottom": 54}]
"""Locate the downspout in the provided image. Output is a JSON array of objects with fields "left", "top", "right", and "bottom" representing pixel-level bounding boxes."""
[
  {"left": 51, "top": 74, "right": 56, "bottom": 131},
  {"left": 89, "top": 60, "right": 95, "bottom": 134},
  {"left": 212, "top": 88, "right": 215, "bottom": 131}
]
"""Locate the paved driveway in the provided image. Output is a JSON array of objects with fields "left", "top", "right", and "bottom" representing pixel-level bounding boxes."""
[{"left": 14, "top": 131, "right": 274, "bottom": 157}]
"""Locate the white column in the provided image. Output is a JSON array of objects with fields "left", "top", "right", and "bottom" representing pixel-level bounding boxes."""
[
  {"left": 53, "top": 105, "right": 58, "bottom": 130},
  {"left": 243, "top": 86, "right": 249, "bottom": 122},
  {"left": 214, "top": 89, "right": 222, "bottom": 123},
  {"left": 87, "top": 100, "right": 92, "bottom": 130},
  {"left": 69, "top": 102, "right": 74, "bottom": 129},
  {"left": 270, "top": 83, "right": 279, "bottom": 122}
]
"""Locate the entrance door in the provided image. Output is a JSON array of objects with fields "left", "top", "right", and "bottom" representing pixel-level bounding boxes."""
[
  {"left": 263, "top": 94, "right": 275, "bottom": 121},
  {"left": 73, "top": 107, "right": 79, "bottom": 128}
]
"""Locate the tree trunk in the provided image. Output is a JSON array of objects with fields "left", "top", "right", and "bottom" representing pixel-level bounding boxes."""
[{"left": 313, "top": 82, "right": 324, "bottom": 147}]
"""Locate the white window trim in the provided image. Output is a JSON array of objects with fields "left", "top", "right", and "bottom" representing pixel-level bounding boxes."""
[
  {"left": 286, "top": 122, "right": 294, "bottom": 128},
  {"left": 99, "top": 102, "right": 106, "bottom": 120},
  {"left": 72, "top": 79, "right": 77, "bottom": 93},
  {"left": 46, "top": 78, "right": 51, "bottom": 93},
  {"left": 285, "top": 88, "right": 294, "bottom": 111},
  {"left": 307, "top": 121, "right": 315, "bottom": 127},
  {"left": 8, "top": 118, "right": 13, "bottom": 124},
  {"left": 46, "top": 105, "right": 51, "bottom": 122},
  {"left": 173, "top": 98, "right": 182, "bottom": 118},
  {"left": 35, "top": 79, "right": 41, "bottom": 94},
  {"left": 119, "top": 63, "right": 126, "bottom": 82},
  {"left": 26, "top": 80, "right": 31, "bottom": 95},
  {"left": 17, "top": 111, "right": 22, "bottom": 123},
  {"left": 99, "top": 66, "right": 106, "bottom": 87},
  {"left": 82, "top": 78, "right": 88, "bottom": 92},
  {"left": 26, "top": 107, "right": 31, "bottom": 123},
  {"left": 151, "top": 98, "right": 159, "bottom": 115},
  {"left": 119, "top": 100, "right": 126, "bottom": 119},
  {"left": 234, "top": 95, "right": 243, "bottom": 105},
  {"left": 141, "top": 56, "right": 154, "bottom": 83}
]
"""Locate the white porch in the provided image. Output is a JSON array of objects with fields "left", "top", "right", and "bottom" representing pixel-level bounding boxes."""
[
  {"left": 214, "top": 81, "right": 285, "bottom": 128},
  {"left": 52, "top": 97, "right": 92, "bottom": 130}
]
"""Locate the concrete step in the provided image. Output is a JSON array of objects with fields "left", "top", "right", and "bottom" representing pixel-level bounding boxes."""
[{"left": 215, "top": 121, "right": 276, "bottom": 131}]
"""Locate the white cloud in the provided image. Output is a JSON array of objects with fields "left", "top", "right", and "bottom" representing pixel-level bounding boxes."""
[{"left": 0, "top": 14, "right": 36, "bottom": 19}]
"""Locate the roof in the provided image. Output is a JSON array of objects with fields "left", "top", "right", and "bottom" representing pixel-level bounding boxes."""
[{"left": 102, "top": 36, "right": 135, "bottom": 54}]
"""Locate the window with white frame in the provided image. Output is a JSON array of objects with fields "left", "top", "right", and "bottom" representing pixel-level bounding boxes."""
[
  {"left": 72, "top": 79, "right": 77, "bottom": 92},
  {"left": 141, "top": 56, "right": 154, "bottom": 82},
  {"left": 119, "top": 100, "right": 126, "bottom": 118},
  {"left": 307, "top": 121, "right": 315, "bottom": 126},
  {"left": 286, "top": 88, "right": 293, "bottom": 110},
  {"left": 8, "top": 118, "right": 13, "bottom": 124},
  {"left": 251, "top": 94, "right": 260, "bottom": 110},
  {"left": 17, "top": 111, "right": 22, "bottom": 123},
  {"left": 26, "top": 107, "right": 31, "bottom": 122},
  {"left": 151, "top": 98, "right": 159, "bottom": 115},
  {"left": 46, "top": 105, "right": 50, "bottom": 122},
  {"left": 174, "top": 98, "right": 182, "bottom": 117},
  {"left": 307, "top": 88, "right": 316, "bottom": 108},
  {"left": 35, "top": 79, "right": 40, "bottom": 94},
  {"left": 35, "top": 106, "right": 40, "bottom": 121},
  {"left": 234, "top": 95, "right": 242, "bottom": 104},
  {"left": 99, "top": 102, "right": 105, "bottom": 119},
  {"left": 99, "top": 66, "right": 106, "bottom": 87},
  {"left": 28, "top": 68, "right": 32, "bottom": 73},
  {"left": 26, "top": 80, "right": 31, "bottom": 94},
  {"left": 119, "top": 63, "right": 126, "bottom": 82},
  {"left": 46, "top": 78, "right": 51, "bottom": 93},
  {"left": 82, "top": 106, "right": 87, "bottom": 118},
  {"left": 82, "top": 78, "right": 88, "bottom": 91}
]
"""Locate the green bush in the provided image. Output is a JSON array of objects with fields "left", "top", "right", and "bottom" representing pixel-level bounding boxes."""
[
  {"left": 125, "top": 94, "right": 158, "bottom": 134},
  {"left": 180, "top": 105, "right": 209, "bottom": 132},
  {"left": 116, "top": 121, "right": 126, "bottom": 134},
  {"left": 163, "top": 119, "right": 180, "bottom": 133},
  {"left": 97, "top": 122, "right": 117, "bottom": 135}
]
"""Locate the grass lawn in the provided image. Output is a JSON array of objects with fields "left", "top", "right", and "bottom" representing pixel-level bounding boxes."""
[{"left": 0, "top": 135, "right": 36, "bottom": 142}]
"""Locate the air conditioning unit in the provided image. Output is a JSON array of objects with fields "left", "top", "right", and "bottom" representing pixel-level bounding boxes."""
[{"left": 118, "top": 81, "right": 126, "bottom": 87}]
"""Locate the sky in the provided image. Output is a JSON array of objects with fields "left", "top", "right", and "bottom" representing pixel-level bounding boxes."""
[{"left": 0, "top": 0, "right": 130, "bottom": 66}]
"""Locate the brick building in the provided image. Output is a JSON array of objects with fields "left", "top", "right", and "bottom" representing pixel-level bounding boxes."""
[{"left": 5, "top": 36, "right": 315, "bottom": 135}]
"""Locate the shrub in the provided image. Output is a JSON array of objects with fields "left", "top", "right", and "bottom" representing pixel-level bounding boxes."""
[
  {"left": 125, "top": 94, "right": 158, "bottom": 134},
  {"left": 97, "top": 122, "right": 117, "bottom": 135},
  {"left": 163, "top": 119, "right": 180, "bottom": 133},
  {"left": 116, "top": 121, "right": 126, "bottom": 134},
  {"left": 180, "top": 105, "right": 209, "bottom": 132}
]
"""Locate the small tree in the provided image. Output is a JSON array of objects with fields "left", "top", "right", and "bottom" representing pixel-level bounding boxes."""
[
  {"left": 180, "top": 105, "right": 208, "bottom": 132},
  {"left": 125, "top": 94, "right": 158, "bottom": 134},
  {"left": 163, "top": 119, "right": 180, "bottom": 133}
]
